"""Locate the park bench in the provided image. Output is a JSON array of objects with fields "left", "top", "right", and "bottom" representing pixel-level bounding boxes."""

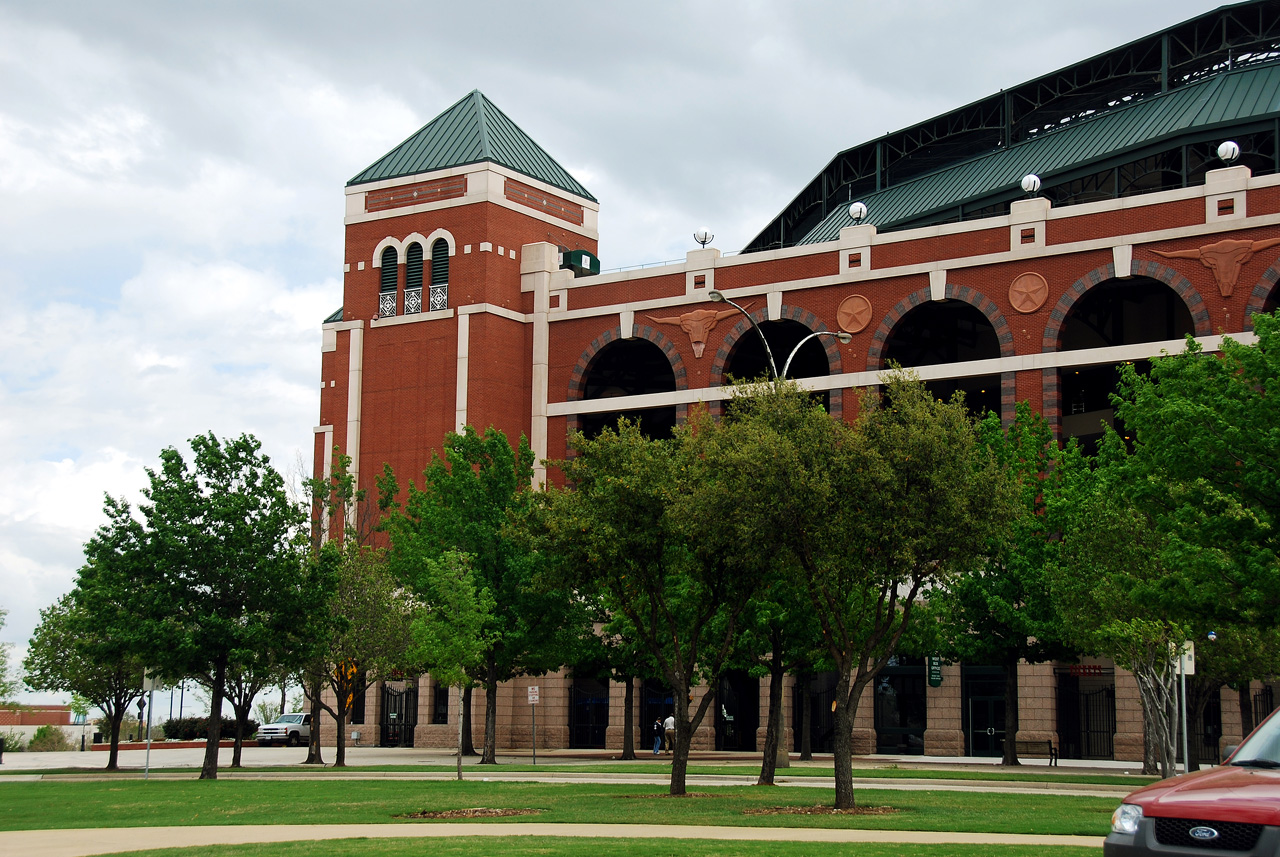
[{"left": 1014, "top": 738, "right": 1058, "bottom": 766}]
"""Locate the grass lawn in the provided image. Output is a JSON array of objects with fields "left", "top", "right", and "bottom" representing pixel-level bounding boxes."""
[
  {"left": 0, "top": 779, "right": 1118, "bottom": 837},
  {"left": 105, "top": 839, "right": 1102, "bottom": 857},
  {"left": 0, "top": 761, "right": 1155, "bottom": 788}
]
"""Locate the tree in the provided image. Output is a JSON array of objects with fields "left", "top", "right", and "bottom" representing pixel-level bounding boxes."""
[
  {"left": 23, "top": 588, "right": 144, "bottom": 770},
  {"left": 409, "top": 550, "right": 493, "bottom": 779},
  {"left": 534, "top": 413, "right": 768, "bottom": 795},
  {"left": 1049, "top": 437, "right": 1187, "bottom": 777},
  {"left": 381, "top": 426, "right": 585, "bottom": 765},
  {"left": 926, "top": 403, "right": 1076, "bottom": 765},
  {"left": 103, "top": 433, "right": 327, "bottom": 779},
  {"left": 1111, "top": 313, "right": 1280, "bottom": 625},
  {"left": 0, "top": 607, "right": 17, "bottom": 704},
  {"left": 783, "top": 374, "right": 1015, "bottom": 808},
  {"left": 306, "top": 541, "right": 418, "bottom": 767}
]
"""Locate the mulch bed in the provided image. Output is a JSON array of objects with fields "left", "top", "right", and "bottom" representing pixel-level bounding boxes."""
[
  {"left": 396, "top": 808, "right": 541, "bottom": 819},
  {"left": 744, "top": 805, "right": 899, "bottom": 816}
]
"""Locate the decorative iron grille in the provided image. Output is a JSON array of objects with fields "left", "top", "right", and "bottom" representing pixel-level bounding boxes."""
[
  {"left": 429, "top": 284, "right": 447, "bottom": 311},
  {"left": 404, "top": 288, "right": 422, "bottom": 314},
  {"left": 378, "top": 292, "right": 397, "bottom": 318}
]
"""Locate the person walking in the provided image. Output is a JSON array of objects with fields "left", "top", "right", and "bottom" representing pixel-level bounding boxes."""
[
  {"left": 663, "top": 713, "right": 676, "bottom": 754},
  {"left": 651, "top": 718, "right": 663, "bottom": 756}
]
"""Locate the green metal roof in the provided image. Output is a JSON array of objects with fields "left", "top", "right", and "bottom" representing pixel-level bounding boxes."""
[
  {"left": 347, "top": 90, "right": 595, "bottom": 202},
  {"left": 323, "top": 307, "right": 343, "bottom": 324},
  {"left": 799, "top": 61, "right": 1280, "bottom": 244}
]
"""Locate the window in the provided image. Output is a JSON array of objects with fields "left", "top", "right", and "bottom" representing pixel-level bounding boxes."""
[
  {"left": 429, "top": 239, "right": 449, "bottom": 311},
  {"left": 379, "top": 246, "right": 398, "bottom": 317},
  {"left": 432, "top": 682, "right": 450, "bottom": 724},
  {"left": 404, "top": 243, "right": 423, "bottom": 314}
]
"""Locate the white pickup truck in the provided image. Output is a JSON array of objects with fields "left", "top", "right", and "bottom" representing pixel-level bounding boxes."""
[{"left": 256, "top": 713, "right": 311, "bottom": 747}]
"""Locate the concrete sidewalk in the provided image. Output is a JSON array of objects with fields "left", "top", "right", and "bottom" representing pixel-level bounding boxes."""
[{"left": 0, "top": 823, "right": 1104, "bottom": 856}]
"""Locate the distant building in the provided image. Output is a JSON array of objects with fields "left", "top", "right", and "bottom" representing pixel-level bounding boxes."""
[{"left": 317, "top": 1, "right": 1280, "bottom": 761}]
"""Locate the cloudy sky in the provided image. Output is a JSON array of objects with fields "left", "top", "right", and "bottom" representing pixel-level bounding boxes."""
[{"left": 1, "top": 0, "right": 1214, "bottom": 703}]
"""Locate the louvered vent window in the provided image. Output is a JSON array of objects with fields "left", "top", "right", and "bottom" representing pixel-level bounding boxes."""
[
  {"left": 429, "top": 239, "right": 449, "bottom": 311},
  {"left": 378, "top": 247, "right": 398, "bottom": 318},
  {"left": 404, "top": 243, "right": 423, "bottom": 314}
]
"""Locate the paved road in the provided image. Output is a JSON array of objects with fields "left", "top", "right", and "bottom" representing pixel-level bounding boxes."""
[{"left": 0, "top": 823, "right": 1103, "bottom": 856}]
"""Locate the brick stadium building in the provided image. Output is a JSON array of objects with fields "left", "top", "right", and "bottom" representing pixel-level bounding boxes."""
[{"left": 317, "top": 1, "right": 1280, "bottom": 761}]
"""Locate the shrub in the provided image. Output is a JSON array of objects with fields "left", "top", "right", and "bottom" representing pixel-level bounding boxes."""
[
  {"left": 161, "top": 716, "right": 257, "bottom": 741},
  {"left": 0, "top": 728, "right": 26, "bottom": 752},
  {"left": 27, "top": 724, "right": 72, "bottom": 752}
]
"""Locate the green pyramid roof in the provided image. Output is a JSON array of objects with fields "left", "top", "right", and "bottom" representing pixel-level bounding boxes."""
[{"left": 347, "top": 90, "right": 595, "bottom": 202}]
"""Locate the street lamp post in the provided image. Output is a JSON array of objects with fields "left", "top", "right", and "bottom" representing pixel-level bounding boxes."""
[{"left": 707, "top": 290, "right": 851, "bottom": 381}]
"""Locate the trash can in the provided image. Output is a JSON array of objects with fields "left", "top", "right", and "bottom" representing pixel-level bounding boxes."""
[{"left": 93, "top": 732, "right": 103, "bottom": 744}]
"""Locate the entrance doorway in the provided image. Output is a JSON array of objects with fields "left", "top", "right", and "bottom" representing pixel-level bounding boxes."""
[
  {"left": 962, "top": 666, "right": 1007, "bottom": 757},
  {"left": 569, "top": 675, "right": 609, "bottom": 749},
  {"left": 1056, "top": 668, "right": 1116, "bottom": 759},
  {"left": 380, "top": 681, "right": 418, "bottom": 747},
  {"left": 875, "top": 657, "right": 927, "bottom": 754},
  {"left": 714, "top": 670, "right": 758, "bottom": 751}
]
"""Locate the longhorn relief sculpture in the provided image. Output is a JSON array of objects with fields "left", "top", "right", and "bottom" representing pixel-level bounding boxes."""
[
  {"left": 1151, "top": 237, "right": 1280, "bottom": 297},
  {"left": 646, "top": 304, "right": 750, "bottom": 358}
]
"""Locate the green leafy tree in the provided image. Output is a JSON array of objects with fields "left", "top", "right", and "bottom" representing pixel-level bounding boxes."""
[
  {"left": 305, "top": 541, "right": 418, "bottom": 767},
  {"left": 1111, "top": 312, "right": 1280, "bottom": 624},
  {"left": 0, "top": 607, "right": 17, "bottom": 704},
  {"left": 381, "top": 426, "right": 585, "bottom": 765},
  {"left": 786, "top": 374, "right": 1016, "bottom": 808},
  {"left": 534, "top": 414, "right": 768, "bottom": 795},
  {"left": 101, "top": 433, "right": 328, "bottom": 779},
  {"left": 410, "top": 550, "right": 494, "bottom": 779},
  {"left": 23, "top": 587, "right": 144, "bottom": 770},
  {"left": 1050, "top": 437, "right": 1187, "bottom": 777},
  {"left": 925, "top": 403, "right": 1076, "bottom": 765}
]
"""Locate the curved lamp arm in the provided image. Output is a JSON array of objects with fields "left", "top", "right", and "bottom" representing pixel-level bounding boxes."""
[
  {"left": 781, "top": 330, "right": 853, "bottom": 379},
  {"left": 708, "top": 290, "right": 779, "bottom": 380}
]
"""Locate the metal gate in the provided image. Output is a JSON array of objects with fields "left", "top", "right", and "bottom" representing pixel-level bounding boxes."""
[
  {"left": 380, "top": 683, "right": 418, "bottom": 747},
  {"left": 794, "top": 672, "right": 838, "bottom": 753},
  {"left": 1057, "top": 677, "right": 1115, "bottom": 760},
  {"left": 1253, "top": 686, "right": 1276, "bottom": 727}
]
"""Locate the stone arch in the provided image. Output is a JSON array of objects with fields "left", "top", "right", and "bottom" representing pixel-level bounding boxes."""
[
  {"left": 1041, "top": 260, "right": 1211, "bottom": 352},
  {"left": 866, "top": 284, "right": 1015, "bottom": 425},
  {"left": 372, "top": 236, "right": 404, "bottom": 266},
  {"left": 1039, "top": 259, "right": 1209, "bottom": 440},
  {"left": 708, "top": 304, "right": 845, "bottom": 420},
  {"left": 1244, "top": 256, "right": 1280, "bottom": 329},
  {"left": 565, "top": 324, "right": 689, "bottom": 441},
  {"left": 867, "top": 284, "right": 1015, "bottom": 369}
]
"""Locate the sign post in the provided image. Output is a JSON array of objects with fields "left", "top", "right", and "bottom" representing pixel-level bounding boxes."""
[
  {"left": 1178, "top": 642, "right": 1195, "bottom": 774},
  {"left": 528, "top": 686, "right": 539, "bottom": 766}
]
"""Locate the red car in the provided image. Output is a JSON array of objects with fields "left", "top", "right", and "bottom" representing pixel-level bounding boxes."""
[{"left": 1105, "top": 710, "right": 1280, "bottom": 855}]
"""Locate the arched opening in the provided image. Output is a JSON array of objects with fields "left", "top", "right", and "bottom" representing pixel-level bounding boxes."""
[
  {"left": 379, "top": 246, "right": 398, "bottom": 317},
  {"left": 882, "top": 301, "right": 1001, "bottom": 418},
  {"left": 579, "top": 338, "right": 677, "bottom": 440},
  {"left": 1059, "top": 277, "right": 1194, "bottom": 453},
  {"left": 722, "top": 319, "right": 832, "bottom": 409},
  {"left": 429, "top": 239, "right": 449, "bottom": 311}
]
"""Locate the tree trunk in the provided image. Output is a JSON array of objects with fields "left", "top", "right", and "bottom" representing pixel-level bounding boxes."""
[
  {"left": 1240, "top": 684, "right": 1254, "bottom": 739},
  {"left": 799, "top": 671, "right": 812, "bottom": 761},
  {"left": 481, "top": 658, "right": 498, "bottom": 765},
  {"left": 105, "top": 708, "right": 124, "bottom": 771},
  {"left": 304, "top": 675, "right": 325, "bottom": 765},
  {"left": 669, "top": 679, "right": 691, "bottom": 796},
  {"left": 334, "top": 697, "right": 347, "bottom": 767},
  {"left": 832, "top": 669, "right": 856, "bottom": 809},
  {"left": 201, "top": 660, "right": 226, "bottom": 780},
  {"left": 1141, "top": 701, "right": 1159, "bottom": 776},
  {"left": 1001, "top": 658, "right": 1021, "bottom": 766},
  {"left": 230, "top": 700, "right": 250, "bottom": 768},
  {"left": 757, "top": 652, "right": 786, "bottom": 785},
  {"left": 462, "top": 686, "right": 476, "bottom": 755},
  {"left": 620, "top": 676, "right": 636, "bottom": 760}
]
